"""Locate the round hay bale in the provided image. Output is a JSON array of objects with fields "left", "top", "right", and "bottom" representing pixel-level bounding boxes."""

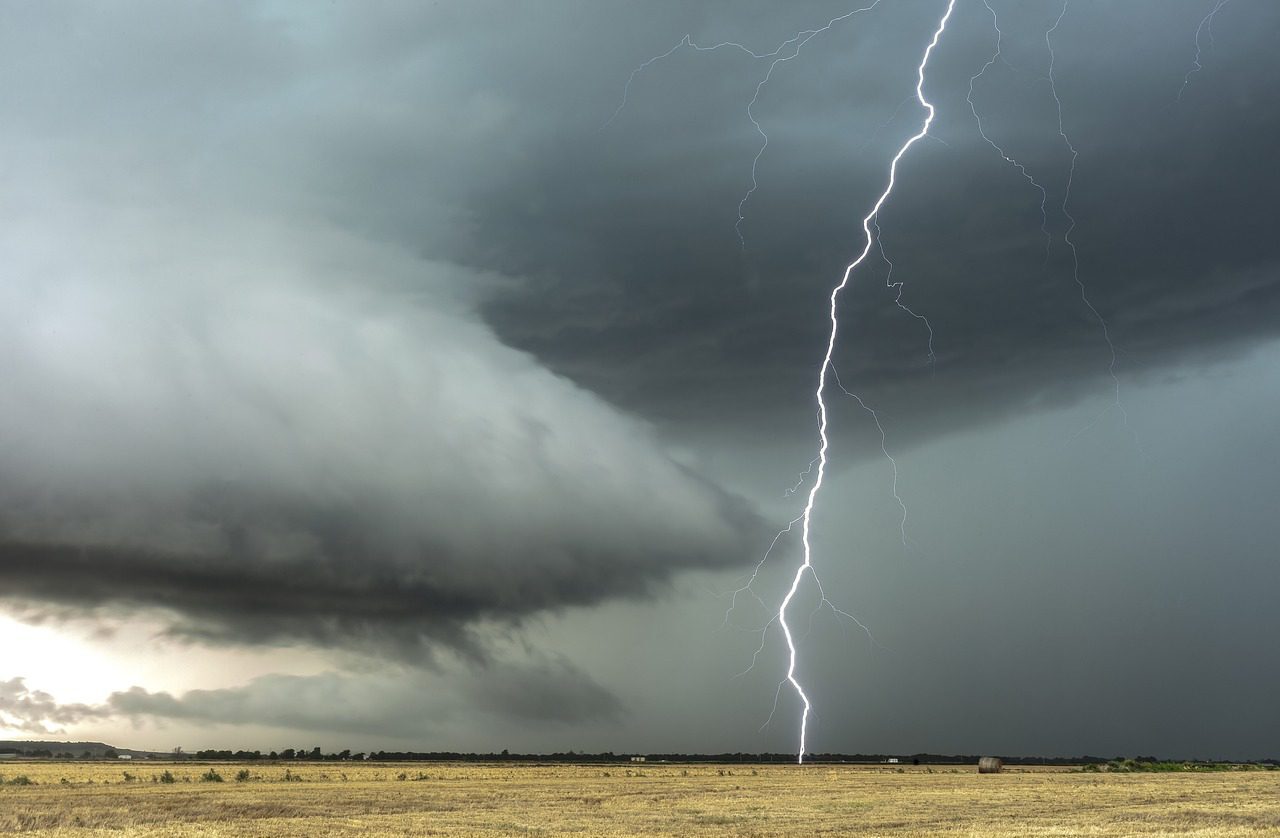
[{"left": 978, "top": 757, "right": 1003, "bottom": 774}]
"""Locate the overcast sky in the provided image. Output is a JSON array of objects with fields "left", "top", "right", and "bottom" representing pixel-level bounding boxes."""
[{"left": 2, "top": 0, "right": 1277, "bottom": 761}]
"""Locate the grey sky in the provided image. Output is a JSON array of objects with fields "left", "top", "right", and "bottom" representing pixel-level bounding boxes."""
[{"left": 1, "top": 0, "right": 1277, "bottom": 760}]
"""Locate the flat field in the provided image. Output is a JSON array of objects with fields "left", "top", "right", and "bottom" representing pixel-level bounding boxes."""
[{"left": 1, "top": 761, "right": 1277, "bottom": 836}]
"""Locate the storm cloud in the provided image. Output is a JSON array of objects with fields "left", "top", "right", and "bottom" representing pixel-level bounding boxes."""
[
  {"left": 469, "top": 0, "right": 1280, "bottom": 445},
  {"left": 0, "top": 208, "right": 761, "bottom": 655},
  {"left": 0, "top": 1, "right": 765, "bottom": 657},
  {"left": 1, "top": 1, "right": 1277, "bottom": 757},
  {"left": 107, "top": 656, "right": 623, "bottom": 737}
]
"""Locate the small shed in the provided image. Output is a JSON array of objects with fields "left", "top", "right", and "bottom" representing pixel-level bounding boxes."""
[{"left": 977, "top": 757, "right": 1003, "bottom": 774}]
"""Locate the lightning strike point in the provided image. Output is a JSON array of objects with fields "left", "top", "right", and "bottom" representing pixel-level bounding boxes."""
[
  {"left": 605, "top": 0, "right": 1230, "bottom": 768},
  {"left": 781, "top": 0, "right": 957, "bottom": 764}
]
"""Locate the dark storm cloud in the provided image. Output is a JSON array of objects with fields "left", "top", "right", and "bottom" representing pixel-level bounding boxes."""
[
  {"left": 0, "top": 1, "right": 766, "bottom": 656},
  {"left": 0, "top": 534, "right": 723, "bottom": 657},
  {"left": 1, "top": 0, "right": 1277, "bottom": 745},
  {"left": 9, "top": 1, "right": 1267, "bottom": 456},
  {"left": 0, "top": 215, "right": 761, "bottom": 654},
  {"left": 455, "top": 1, "right": 1280, "bottom": 447},
  {"left": 106, "top": 657, "right": 622, "bottom": 736},
  {"left": 3, "top": 656, "right": 622, "bottom": 738}
]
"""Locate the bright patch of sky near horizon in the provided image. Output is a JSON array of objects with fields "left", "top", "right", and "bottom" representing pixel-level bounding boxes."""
[{"left": 0, "top": 615, "right": 332, "bottom": 709}]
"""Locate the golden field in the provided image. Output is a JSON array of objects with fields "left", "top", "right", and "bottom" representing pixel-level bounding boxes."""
[{"left": 1, "top": 760, "right": 1277, "bottom": 836}]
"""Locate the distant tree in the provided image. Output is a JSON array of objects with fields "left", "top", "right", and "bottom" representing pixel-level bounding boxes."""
[
  {"left": 104, "top": 749, "right": 118, "bottom": 760},
  {"left": 171, "top": 746, "right": 184, "bottom": 759},
  {"left": 268, "top": 751, "right": 279, "bottom": 760},
  {"left": 309, "top": 746, "right": 321, "bottom": 760},
  {"left": 81, "top": 750, "right": 93, "bottom": 759},
  {"left": 281, "top": 749, "right": 295, "bottom": 760}
]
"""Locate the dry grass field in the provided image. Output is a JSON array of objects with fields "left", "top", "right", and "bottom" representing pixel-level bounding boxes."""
[{"left": 1, "top": 760, "right": 1277, "bottom": 836}]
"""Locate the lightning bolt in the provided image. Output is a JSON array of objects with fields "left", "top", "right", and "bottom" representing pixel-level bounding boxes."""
[
  {"left": 830, "top": 364, "right": 909, "bottom": 548},
  {"left": 780, "top": 0, "right": 957, "bottom": 764},
  {"left": 874, "top": 217, "right": 936, "bottom": 368},
  {"left": 606, "top": 0, "right": 1209, "bottom": 765},
  {"left": 1046, "top": 2, "right": 1135, "bottom": 443},
  {"left": 603, "top": 3, "right": 885, "bottom": 248},
  {"left": 1179, "top": 0, "right": 1233, "bottom": 101},
  {"left": 609, "top": 11, "right": 923, "bottom": 719},
  {"left": 967, "top": 0, "right": 1052, "bottom": 259},
  {"left": 784, "top": 458, "right": 821, "bottom": 498},
  {"left": 965, "top": 1, "right": 1135, "bottom": 449},
  {"left": 734, "top": 2, "right": 887, "bottom": 248}
]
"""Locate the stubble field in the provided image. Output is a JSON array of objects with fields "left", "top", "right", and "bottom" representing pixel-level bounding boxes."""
[{"left": 1, "top": 761, "right": 1277, "bottom": 837}]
